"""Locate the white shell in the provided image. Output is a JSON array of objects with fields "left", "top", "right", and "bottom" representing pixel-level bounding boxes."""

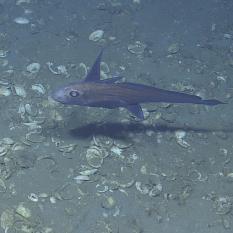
[
  {"left": 175, "top": 130, "right": 186, "bottom": 139},
  {"left": 77, "top": 63, "right": 88, "bottom": 78},
  {"left": 100, "top": 62, "right": 110, "bottom": 74},
  {"left": 28, "top": 193, "right": 39, "bottom": 202},
  {"left": 79, "top": 169, "right": 98, "bottom": 176},
  {"left": 73, "top": 175, "right": 90, "bottom": 181},
  {"left": 89, "top": 30, "right": 104, "bottom": 42},
  {"left": 32, "top": 84, "right": 46, "bottom": 95},
  {"left": 2, "top": 138, "right": 14, "bottom": 145},
  {"left": 16, "top": 0, "right": 31, "bottom": 5},
  {"left": 47, "top": 62, "right": 68, "bottom": 75},
  {"left": 86, "top": 147, "right": 104, "bottom": 168},
  {"left": 14, "top": 17, "right": 30, "bottom": 24},
  {"left": 110, "top": 146, "right": 123, "bottom": 156},
  {"left": 0, "top": 86, "right": 11, "bottom": 96},
  {"left": 26, "top": 63, "right": 41, "bottom": 74},
  {"left": 14, "top": 85, "right": 26, "bottom": 98},
  {"left": 128, "top": 41, "right": 146, "bottom": 54},
  {"left": 0, "top": 50, "right": 8, "bottom": 58}
]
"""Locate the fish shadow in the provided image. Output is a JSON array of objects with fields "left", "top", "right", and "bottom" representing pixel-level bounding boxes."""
[{"left": 69, "top": 121, "right": 232, "bottom": 139}]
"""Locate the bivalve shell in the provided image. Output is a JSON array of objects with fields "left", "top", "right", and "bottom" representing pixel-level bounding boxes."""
[
  {"left": 168, "top": 43, "right": 179, "bottom": 54},
  {"left": 31, "top": 84, "right": 46, "bottom": 95},
  {"left": 77, "top": 63, "right": 88, "bottom": 78},
  {"left": 15, "top": 203, "right": 31, "bottom": 218},
  {"left": 128, "top": 41, "right": 146, "bottom": 55},
  {"left": 0, "top": 145, "right": 8, "bottom": 156},
  {"left": 0, "top": 209, "right": 14, "bottom": 232},
  {"left": 14, "top": 17, "right": 30, "bottom": 24},
  {"left": 14, "top": 85, "right": 26, "bottom": 98},
  {"left": 2, "top": 138, "right": 14, "bottom": 145},
  {"left": 89, "top": 30, "right": 104, "bottom": 42},
  {"left": 86, "top": 147, "right": 104, "bottom": 168},
  {"left": 0, "top": 86, "right": 11, "bottom": 96},
  {"left": 26, "top": 63, "right": 41, "bottom": 74},
  {"left": 0, "top": 50, "right": 8, "bottom": 58}
]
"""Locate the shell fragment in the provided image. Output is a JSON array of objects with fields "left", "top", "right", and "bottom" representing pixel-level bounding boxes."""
[{"left": 89, "top": 30, "right": 104, "bottom": 42}]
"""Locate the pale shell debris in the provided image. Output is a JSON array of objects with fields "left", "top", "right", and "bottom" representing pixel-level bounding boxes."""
[
  {"left": 73, "top": 175, "right": 90, "bottom": 184},
  {"left": 28, "top": 193, "right": 39, "bottom": 202},
  {"left": 175, "top": 130, "right": 190, "bottom": 148},
  {"left": 0, "top": 87, "right": 11, "bottom": 96},
  {"left": 0, "top": 50, "right": 8, "bottom": 58},
  {"left": 148, "top": 183, "right": 162, "bottom": 197},
  {"left": 0, "top": 209, "right": 14, "bottom": 233},
  {"left": 86, "top": 147, "right": 104, "bottom": 168},
  {"left": 110, "top": 145, "right": 123, "bottom": 156},
  {"left": 26, "top": 63, "right": 41, "bottom": 74},
  {"left": 77, "top": 62, "right": 88, "bottom": 78},
  {"left": 14, "top": 17, "right": 30, "bottom": 24},
  {"left": 0, "top": 145, "right": 8, "bottom": 157},
  {"left": 2, "top": 138, "right": 14, "bottom": 145},
  {"left": 101, "top": 196, "right": 116, "bottom": 209},
  {"left": 128, "top": 41, "right": 146, "bottom": 55},
  {"left": 100, "top": 62, "right": 110, "bottom": 74},
  {"left": 79, "top": 169, "right": 98, "bottom": 176},
  {"left": 168, "top": 43, "right": 179, "bottom": 54},
  {"left": 31, "top": 83, "right": 46, "bottom": 95},
  {"left": 15, "top": 203, "right": 31, "bottom": 218},
  {"left": 14, "top": 85, "right": 27, "bottom": 98},
  {"left": 89, "top": 30, "right": 104, "bottom": 42},
  {"left": 47, "top": 62, "right": 68, "bottom": 75},
  {"left": 16, "top": 0, "right": 31, "bottom": 5},
  {"left": 49, "top": 196, "right": 56, "bottom": 204},
  {"left": 175, "top": 130, "right": 186, "bottom": 139},
  {"left": 25, "top": 131, "right": 45, "bottom": 143},
  {"left": 25, "top": 103, "right": 38, "bottom": 116},
  {"left": 0, "top": 59, "right": 9, "bottom": 67},
  {"left": 135, "top": 181, "right": 149, "bottom": 195}
]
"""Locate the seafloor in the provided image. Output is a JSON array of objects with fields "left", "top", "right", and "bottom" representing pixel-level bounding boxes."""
[{"left": 0, "top": 0, "right": 233, "bottom": 233}]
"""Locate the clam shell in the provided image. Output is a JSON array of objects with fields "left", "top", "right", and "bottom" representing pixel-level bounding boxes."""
[
  {"left": 128, "top": 41, "right": 146, "bottom": 55},
  {"left": 89, "top": 30, "right": 104, "bottom": 42},
  {"left": 86, "top": 147, "right": 104, "bottom": 168},
  {"left": 31, "top": 84, "right": 46, "bottom": 95},
  {"left": 0, "top": 145, "right": 8, "bottom": 156},
  {"left": 28, "top": 193, "right": 39, "bottom": 202},
  {"left": 175, "top": 130, "right": 186, "bottom": 139},
  {"left": 15, "top": 203, "right": 31, "bottom": 218},
  {"left": 73, "top": 175, "right": 90, "bottom": 182},
  {"left": 26, "top": 63, "right": 41, "bottom": 74},
  {"left": 0, "top": 86, "right": 11, "bottom": 96},
  {"left": 0, "top": 209, "right": 14, "bottom": 231},
  {"left": 0, "top": 50, "right": 8, "bottom": 58},
  {"left": 79, "top": 169, "right": 98, "bottom": 176},
  {"left": 77, "top": 63, "right": 88, "bottom": 78},
  {"left": 2, "top": 138, "right": 14, "bottom": 145},
  {"left": 25, "top": 103, "right": 38, "bottom": 116},
  {"left": 14, "top": 17, "right": 29, "bottom": 24},
  {"left": 14, "top": 85, "right": 26, "bottom": 98},
  {"left": 168, "top": 43, "right": 179, "bottom": 54},
  {"left": 100, "top": 62, "right": 110, "bottom": 73}
]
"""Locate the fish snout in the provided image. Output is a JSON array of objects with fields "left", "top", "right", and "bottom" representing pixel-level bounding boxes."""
[{"left": 50, "top": 88, "right": 67, "bottom": 104}]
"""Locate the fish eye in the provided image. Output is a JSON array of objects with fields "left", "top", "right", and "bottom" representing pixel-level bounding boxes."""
[{"left": 69, "top": 90, "right": 79, "bottom": 97}]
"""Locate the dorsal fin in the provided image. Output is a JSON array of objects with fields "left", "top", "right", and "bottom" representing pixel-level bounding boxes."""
[{"left": 84, "top": 49, "right": 104, "bottom": 82}]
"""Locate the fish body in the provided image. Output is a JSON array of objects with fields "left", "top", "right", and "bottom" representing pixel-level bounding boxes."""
[{"left": 51, "top": 50, "right": 224, "bottom": 120}]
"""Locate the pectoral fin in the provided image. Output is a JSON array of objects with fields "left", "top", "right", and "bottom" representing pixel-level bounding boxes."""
[{"left": 126, "top": 104, "right": 144, "bottom": 120}]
